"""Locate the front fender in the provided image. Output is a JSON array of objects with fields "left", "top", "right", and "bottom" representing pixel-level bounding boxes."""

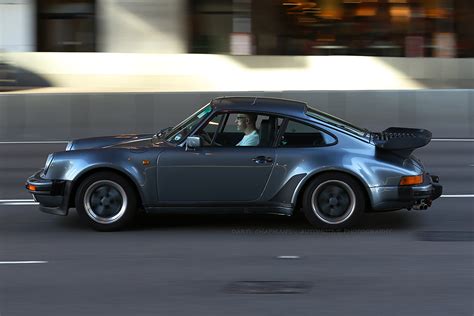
[{"left": 44, "top": 148, "right": 159, "bottom": 205}]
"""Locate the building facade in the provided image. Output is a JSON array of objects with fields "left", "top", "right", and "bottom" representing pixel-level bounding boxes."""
[{"left": 1, "top": 0, "right": 473, "bottom": 57}]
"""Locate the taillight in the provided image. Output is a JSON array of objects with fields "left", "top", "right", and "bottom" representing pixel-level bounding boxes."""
[{"left": 400, "top": 175, "right": 423, "bottom": 186}]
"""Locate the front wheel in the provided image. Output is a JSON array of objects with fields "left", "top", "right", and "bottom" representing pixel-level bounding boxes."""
[
  {"left": 302, "top": 173, "right": 365, "bottom": 229},
  {"left": 75, "top": 172, "right": 138, "bottom": 231}
]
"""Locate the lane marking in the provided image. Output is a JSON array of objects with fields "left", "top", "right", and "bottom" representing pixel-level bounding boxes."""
[
  {"left": 0, "top": 141, "right": 68, "bottom": 144},
  {"left": 432, "top": 139, "right": 474, "bottom": 142},
  {"left": 0, "top": 261, "right": 47, "bottom": 265},
  {"left": 441, "top": 195, "right": 474, "bottom": 198},
  {"left": 1, "top": 202, "right": 39, "bottom": 205},
  {"left": 0, "top": 199, "right": 39, "bottom": 206},
  {"left": 277, "top": 256, "right": 301, "bottom": 259}
]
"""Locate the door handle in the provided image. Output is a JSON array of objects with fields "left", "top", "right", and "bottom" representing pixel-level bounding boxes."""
[{"left": 252, "top": 156, "right": 273, "bottom": 164}]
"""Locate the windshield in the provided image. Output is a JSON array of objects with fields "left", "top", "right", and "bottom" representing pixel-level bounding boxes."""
[
  {"left": 306, "top": 107, "right": 368, "bottom": 137},
  {"left": 165, "top": 104, "right": 213, "bottom": 144}
]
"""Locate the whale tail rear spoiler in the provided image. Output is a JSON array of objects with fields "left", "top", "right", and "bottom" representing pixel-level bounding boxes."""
[{"left": 372, "top": 127, "right": 432, "bottom": 157}]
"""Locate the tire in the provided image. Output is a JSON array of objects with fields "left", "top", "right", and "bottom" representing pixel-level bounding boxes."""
[
  {"left": 302, "top": 172, "right": 365, "bottom": 229},
  {"left": 75, "top": 172, "right": 138, "bottom": 231}
]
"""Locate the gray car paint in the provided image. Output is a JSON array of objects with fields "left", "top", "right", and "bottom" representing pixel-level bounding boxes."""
[
  {"left": 157, "top": 146, "right": 275, "bottom": 202},
  {"left": 38, "top": 96, "right": 431, "bottom": 215}
]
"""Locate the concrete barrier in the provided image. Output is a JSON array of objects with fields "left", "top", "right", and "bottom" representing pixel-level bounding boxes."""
[{"left": 0, "top": 90, "right": 472, "bottom": 141}]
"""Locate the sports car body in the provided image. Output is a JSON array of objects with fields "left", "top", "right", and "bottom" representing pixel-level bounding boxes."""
[{"left": 26, "top": 97, "right": 442, "bottom": 230}]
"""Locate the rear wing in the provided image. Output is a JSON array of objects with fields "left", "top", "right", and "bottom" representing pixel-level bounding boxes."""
[{"left": 372, "top": 127, "right": 432, "bottom": 157}]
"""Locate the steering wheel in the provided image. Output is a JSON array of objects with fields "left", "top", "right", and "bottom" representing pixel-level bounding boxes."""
[
  {"left": 200, "top": 130, "right": 213, "bottom": 145},
  {"left": 198, "top": 130, "right": 222, "bottom": 146}
]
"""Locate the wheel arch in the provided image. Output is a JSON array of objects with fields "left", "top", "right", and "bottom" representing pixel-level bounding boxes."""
[
  {"left": 67, "top": 167, "right": 144, "bottom": 209},
  {"left": 293, "top": 169, "right": 373, "bottom": 213}
]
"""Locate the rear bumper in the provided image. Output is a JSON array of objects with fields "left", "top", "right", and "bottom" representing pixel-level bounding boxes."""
[
  {"left": 26, "top": 170, "right": 70, "bottom": 216},
  {"left": 398, "top": 179, "right": 442, "bottom": 202},
  {"left": 370, "top": 174, "right": 442, "bottom": 211}
]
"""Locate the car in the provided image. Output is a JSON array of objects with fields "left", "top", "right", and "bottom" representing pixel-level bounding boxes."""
[{"left": 26, "top": 96, "right": 442, "bottom": 231}]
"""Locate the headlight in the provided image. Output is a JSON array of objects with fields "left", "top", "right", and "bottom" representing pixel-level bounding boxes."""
[
  {"left": 43, "top": 154, "right": 54, "bottom": 175},
  {"left": 65, "top": 141, "right": 73, "bottom": 151}
]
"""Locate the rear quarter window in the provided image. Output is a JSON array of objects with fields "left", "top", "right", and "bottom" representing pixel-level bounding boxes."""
[{"left": 279, "top": 120, "right": 337, "bottom": 147}]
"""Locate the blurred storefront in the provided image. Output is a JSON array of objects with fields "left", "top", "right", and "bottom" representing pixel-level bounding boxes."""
[
  {"left": 37, "top": 0, "right": 96, "bottom": 52},
  {"left": 0, "top": 0, "right": 472, "bottom": 57},
  {"left": 189, "top": 0, "right": 474, "bottom": 57}
]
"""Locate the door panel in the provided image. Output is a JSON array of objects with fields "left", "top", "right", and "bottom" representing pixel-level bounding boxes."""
[{"left": 157, "top": 147, "right": 275, "bottom": 202}]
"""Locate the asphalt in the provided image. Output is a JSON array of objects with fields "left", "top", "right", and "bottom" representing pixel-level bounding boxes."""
[{"left": 0, "top": 142, "right": 473, "bottom": 316}]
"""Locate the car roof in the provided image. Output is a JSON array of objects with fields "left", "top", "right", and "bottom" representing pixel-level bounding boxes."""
[{"left": 210, "top": 96, "right": 308, "bottom": 118}]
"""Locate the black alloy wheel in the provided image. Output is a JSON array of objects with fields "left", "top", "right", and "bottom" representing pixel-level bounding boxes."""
[
  {"left": 75, "top": 172, "right": 138, "bottom": 231},
  {"left": 302, "top": 172, "right": 365, "bottom": 229}
]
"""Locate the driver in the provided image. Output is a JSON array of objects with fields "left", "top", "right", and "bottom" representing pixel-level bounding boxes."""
[{"left": 235, "top": 113, "right": 259, "bottom": 146}]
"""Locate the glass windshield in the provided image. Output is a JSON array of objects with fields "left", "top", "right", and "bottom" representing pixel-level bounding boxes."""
[
  {"left": 165, "top": 104, "right": 213, "bottom": 144},
  {"left": 306, "top": 107, "right": 367, "bottom": 137}
]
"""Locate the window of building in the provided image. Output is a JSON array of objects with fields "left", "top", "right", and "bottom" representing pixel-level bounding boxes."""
[
  {"left": 37, "top": 0, "right": 96, "bottom": 52},
  {"left": 188, "top": 0, "right": 472, "bottom": 57}
]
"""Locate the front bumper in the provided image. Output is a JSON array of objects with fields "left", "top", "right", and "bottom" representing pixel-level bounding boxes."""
[
  {"left": 25, "top": 170, "right": 70, "bottom": 216},
  {"left": 370, "top": 174, "right": 443, "bottom": 211}
]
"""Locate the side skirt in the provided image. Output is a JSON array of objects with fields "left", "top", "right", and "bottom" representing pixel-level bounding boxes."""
[{"left": 144, "top": 204, "right": 293, "bottom": 216}]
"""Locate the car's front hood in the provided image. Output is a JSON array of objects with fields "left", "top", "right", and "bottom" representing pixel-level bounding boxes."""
[{"left": 67, "top": 134, "right": 155, "bottom": 151}]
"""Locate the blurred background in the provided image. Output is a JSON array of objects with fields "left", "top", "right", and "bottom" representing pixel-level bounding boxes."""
[
  {"left": 0, "top": 0, "right": 473, "bottom": 91},
  {"left": 1, "top": 0, "right": 473, "bottom": 56},
  {"left": 0, "top": 2, "right": 472, "bottom": 316}
]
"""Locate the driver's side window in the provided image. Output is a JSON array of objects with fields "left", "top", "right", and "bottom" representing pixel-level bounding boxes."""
[
  {"left": 196, "top": 114, "right": 225, "bottom": 146},
  {"left": 196, "top": 112, "right": 278, "bottom": 147}
]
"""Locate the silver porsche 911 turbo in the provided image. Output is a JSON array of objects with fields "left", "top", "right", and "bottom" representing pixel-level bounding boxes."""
[{"left": 26, "top": 97, "right": 442, "bottom": 231}]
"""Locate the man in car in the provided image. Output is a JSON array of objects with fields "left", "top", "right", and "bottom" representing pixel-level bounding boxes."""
[{"left": 235, "top": 113, "right": 260, "bottom": 146}]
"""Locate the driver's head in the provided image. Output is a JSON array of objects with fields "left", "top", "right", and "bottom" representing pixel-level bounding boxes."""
[{"left": 235, "top": 113, "right": 257, "bottom": 132}]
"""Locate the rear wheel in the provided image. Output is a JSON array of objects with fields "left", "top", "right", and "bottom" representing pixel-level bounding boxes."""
[
  {"left": 75, "top": 172, "right": 138, "bottom": 231},
  {"left": 302, "top": 173, "right": 365, "bottom": 229}
]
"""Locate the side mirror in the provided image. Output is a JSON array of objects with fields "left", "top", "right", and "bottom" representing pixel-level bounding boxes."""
[{"left": 185, "top": 136, "right": 201, "bottom": 150}]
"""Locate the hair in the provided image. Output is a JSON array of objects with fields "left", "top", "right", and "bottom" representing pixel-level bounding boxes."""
[{"left": 245, "top": 113, "right": 257, "bottom": 126}]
